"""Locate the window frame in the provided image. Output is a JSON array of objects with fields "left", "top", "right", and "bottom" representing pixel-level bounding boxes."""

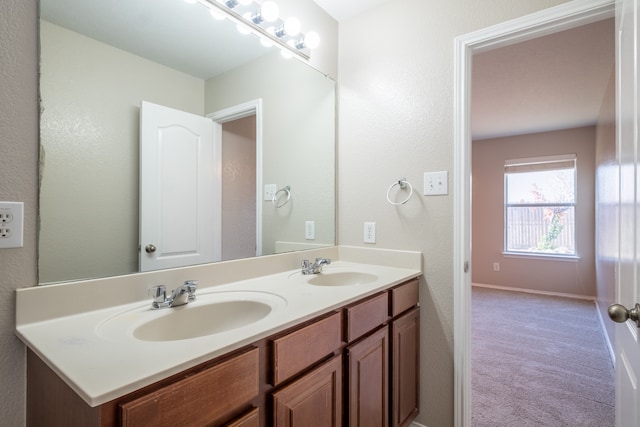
[{"left": 503, "top": 154, "right": 578, "bottom": 258}]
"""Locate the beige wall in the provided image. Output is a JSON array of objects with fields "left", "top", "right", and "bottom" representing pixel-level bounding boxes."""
[
  {"left": 595, "top": 69, "right": 617, "bottom": 347},
  {"left": 337, "top": 0, "right": 571, "bottom": 425},
  {"left": 471, "top": 127, "right": 596, "bottom": 296},
  {"left": 39, "top": 21, "right": 205, "bottom": 283},
  {"left": 0, "top": 1, "right": 38, "bottom": 425}
]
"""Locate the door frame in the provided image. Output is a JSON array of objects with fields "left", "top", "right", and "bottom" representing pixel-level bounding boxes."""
[
  {"left": 208, "top": 99, "right": 264, "bottom": 257},
  {"left": 452, "top": 0, "right": 614, "bottom": 425}
]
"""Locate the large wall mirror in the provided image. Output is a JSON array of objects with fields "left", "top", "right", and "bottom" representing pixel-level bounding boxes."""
[{"left": 38, "top": 0, "right": 336, "bottom": 285}]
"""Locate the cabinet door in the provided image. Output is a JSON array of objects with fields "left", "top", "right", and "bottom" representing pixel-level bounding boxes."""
[
  {"left": 347, "top": 327, "right": 389, "bottom": 427},
  {"left": 391, "top": 308, "right": 419, "bottom": 427},
  {"left": 272, "top": 354, "right": 342, "bottom": 427}
]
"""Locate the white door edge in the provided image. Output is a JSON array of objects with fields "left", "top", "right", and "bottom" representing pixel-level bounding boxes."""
[
  {"left": 452, "top": 1, "right": 614, "bottom": 426},
  {"left": 207, "top": 99, "right": 263, "bottom": 256}
]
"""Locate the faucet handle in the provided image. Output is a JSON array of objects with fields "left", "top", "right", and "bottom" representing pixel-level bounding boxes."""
[
  {"left": 302, "top": 259, "right": 311, "bottom": 269},
  {"left": 184, "top": 280, "right": 198, "bottom": 301},
  {"left": 148, "top": 285, "right": 166, "bottom": 303}
]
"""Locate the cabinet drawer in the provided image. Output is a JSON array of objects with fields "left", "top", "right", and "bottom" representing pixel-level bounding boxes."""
[
  {"left": 272, "top": 312, "right": 342, "bottom": 386},
  {"left": 344, "top": 292, "right": 389, "bottom": 342},
  {"left": 390, "top": 279, "right": 419, "bottom": 317},
  {"left": 119, "top": 348, "right": 259, "bottom": 427}
]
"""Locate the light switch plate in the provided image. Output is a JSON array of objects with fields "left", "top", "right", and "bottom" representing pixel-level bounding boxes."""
[{"left": 423, "top": 171, "right": 448, "bottom": 196}]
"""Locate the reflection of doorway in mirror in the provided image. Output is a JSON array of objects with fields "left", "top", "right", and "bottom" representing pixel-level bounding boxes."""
[{"left": 221, "top": 116, "right": 257, "bottom": 261}]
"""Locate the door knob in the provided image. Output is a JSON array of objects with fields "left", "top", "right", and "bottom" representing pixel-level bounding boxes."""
[
  {"left": 608, "top": 303, "right": 640, "bottom": 328},
  {"left": 145, "top": 244, "right": 156, "bottom": 254}
]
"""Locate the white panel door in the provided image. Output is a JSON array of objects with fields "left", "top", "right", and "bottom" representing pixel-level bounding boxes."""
[
  {"left": 614, "top": 0, "right": 640, "bottom": 425},
  {"left": 139, "top": 101, "right": 220, "bottom": 272}
]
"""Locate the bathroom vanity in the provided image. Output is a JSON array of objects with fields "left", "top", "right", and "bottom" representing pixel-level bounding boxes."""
[{"left": 17, "top": 247, "right": 421, "bottom": 426}]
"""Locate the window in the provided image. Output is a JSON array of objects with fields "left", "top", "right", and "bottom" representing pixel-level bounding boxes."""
[{"left": 504, "top": 154, "right": 576, "bottom": 256}]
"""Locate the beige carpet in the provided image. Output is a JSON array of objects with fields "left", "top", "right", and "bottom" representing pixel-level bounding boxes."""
[{"left": 472, "top": 286, "right": 615, "bottom": 427}]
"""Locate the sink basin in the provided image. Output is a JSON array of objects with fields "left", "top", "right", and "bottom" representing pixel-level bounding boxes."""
[
  {"left": 97, "top": 291, "right": 286, "bottom": 342},
  {"left": 307, "top": 271, "right": 378, "bottom": 287},
  {"left": 134, "top": 300, "right": 272, "bottom": 341}
]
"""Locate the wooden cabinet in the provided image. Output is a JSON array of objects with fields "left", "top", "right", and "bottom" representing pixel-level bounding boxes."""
[
  {"left": 343, "top": 279, "right": 419, "bottom": 427},
  {"left": 346, "top": 327, "right": 389, "bottom": 427},
  {"left": 391, "top": 308, "right": 420, "bottom": 427},
  {"left": 26, "top": 278, "right": 420, "bottom": 427},
  {"left": 272, "top": 354, "right": 343, "bottom": 427}
]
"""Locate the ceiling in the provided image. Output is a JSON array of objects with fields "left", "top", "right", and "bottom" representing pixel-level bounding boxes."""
[
  {"left": 312, "top": 0, "right": 392, "bottom": 21},
  {"left": 472, "top": 18, "right": 615, "bottom": 141}
]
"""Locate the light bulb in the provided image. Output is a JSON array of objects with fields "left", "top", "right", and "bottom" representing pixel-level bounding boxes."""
[
  {"left": 220, "top": 0, "right": 238, "bottom": 8},
  {"left": 304, "top": 31, "right": 320, "bottom": 49},
  {"left": 261, "top": 1, "right": 279, "bottom": 22},
  {"left": 284, "top": 17, "right": 301, "bottom": 36},
  {"left": 260, "top": 37, "right": 274, "bottom": 48}
]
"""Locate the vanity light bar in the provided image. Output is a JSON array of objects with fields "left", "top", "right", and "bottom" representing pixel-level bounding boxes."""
[{"left": 190, "top": 0, "right": 318, "bottom": 60}]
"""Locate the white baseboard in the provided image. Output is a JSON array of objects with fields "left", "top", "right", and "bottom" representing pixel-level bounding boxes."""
[
  {"left": 594, "top": 299, "right": 616, "bottom": 367},
  {"left": 472, "top": 282, "right": 595, "bottom": 301}
]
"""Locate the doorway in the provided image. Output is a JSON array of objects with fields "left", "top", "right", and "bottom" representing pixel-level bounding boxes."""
[
  {"left": 208, "top": 99, "right": 264, "bottom": 259},
  {"left": 453, "top": 1, "right": 615, "bottom": 425},
  {"left": 220, "top": 115, "right": 257, "bottom": 261}
]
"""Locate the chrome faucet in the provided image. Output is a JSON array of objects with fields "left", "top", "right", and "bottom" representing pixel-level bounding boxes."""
[
  {"left": 301, "top": 258, "right": 332, "bottom": 275},
  {"left": 148, "top": 280, "right": 198, "bottom": 309}
]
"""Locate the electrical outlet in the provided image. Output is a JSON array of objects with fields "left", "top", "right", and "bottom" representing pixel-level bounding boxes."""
[
  {"left": 264, "top": 184, "right": 277, "bottom": 201},
  {"left": 0, "top": 202, "right": 23, "bottom": 248},
  {"left": 493, "top": 262, "right": 500, "bottom": 272},
  {"left": 305, "top": 220, "right": 315, "bottom": 240},
  {"left": 364, "top": 222, "right": 376, "bottom": 244}
]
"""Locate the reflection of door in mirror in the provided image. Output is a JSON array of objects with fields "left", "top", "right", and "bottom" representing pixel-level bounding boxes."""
[
  {"left": 221, "top": 116, "right": 257, "bottom": 261},
  {"left": 139, "top": 101, "right": 221, "bottom": 272}
]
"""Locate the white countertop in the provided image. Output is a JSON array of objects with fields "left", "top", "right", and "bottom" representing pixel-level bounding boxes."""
[{"left": 16, "top": 248, "right": 421, "bottom": 407}]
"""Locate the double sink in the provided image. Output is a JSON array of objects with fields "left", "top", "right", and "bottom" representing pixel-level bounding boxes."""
[{"left": 97, "top": 267, "right": 379, "bottom": 342}]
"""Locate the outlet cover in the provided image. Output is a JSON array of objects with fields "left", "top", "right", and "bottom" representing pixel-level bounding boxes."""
[
  {"left": 364, "top": 222, "right": 376, "bottom": 244},
  {"left": 305, "top": 220, "right": 315, "bottom": 240},
  {"left": 0, "top": 201, "right": 24, "bottom": 249},
  {"left": 264, "top": 184, "right": 277, "bottom": 201}
]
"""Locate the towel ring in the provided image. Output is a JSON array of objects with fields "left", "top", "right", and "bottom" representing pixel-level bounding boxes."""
[
  {"left": 386, "top": 179, "right": 413, "bottom": 205},
  {"left": 272, "top": 185, "right": 291, "bottom": 208}
]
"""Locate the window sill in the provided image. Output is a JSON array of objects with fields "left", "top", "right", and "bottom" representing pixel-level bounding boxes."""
[{"left": 502, "top": 252, "right": 580, "bottom": 262}]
